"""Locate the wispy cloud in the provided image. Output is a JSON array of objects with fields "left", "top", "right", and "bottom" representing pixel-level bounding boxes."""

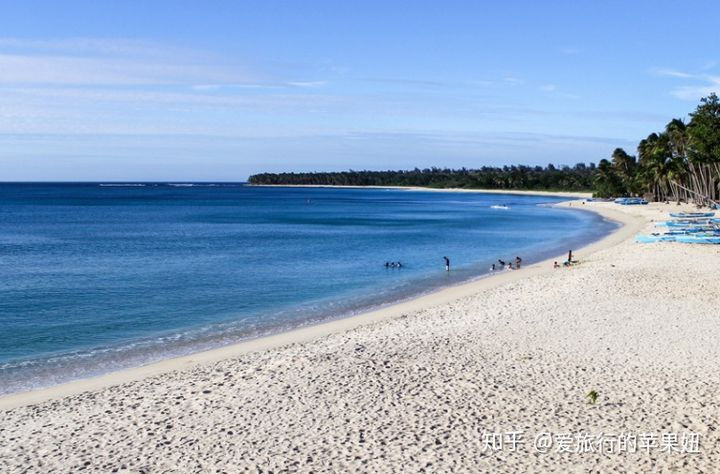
[
  {"left": 0, "top": 87, "right": 347, "bottom": 112},
  {"left": 0, "top": 37, "right": 207, "bottom": 59},
  {"left": 190, "top": 81, "right": 326, "bottom": 91},
  {"left": 503, "top": 76, "right": 523, "bottom": 85},
  {"left": 0, "top": 53, "right": 255, "bottom": 86},
  {"left": 538, "top": 83, "right": 579, "bottom": 99},
  {"left": 362, "top": 77, "right": 449, "bottom": 87},
  {"left": 701, "top": 60, "right": 717, "bottom": 71},
  {"left": 0, "top": 37, "right": 303, "bottom": 87},
  {"left": 652, "top": 68, "right": 695, "bottom": 79},
  {"left": 339, "top": 129, "right": 631, "bottom": 148},
  {"left": 285, "top": 80, "right": 326, "bottom": 88},
  {"left": 671, "top": 82, "right": 719, "bottom": 101},
  {"left": 559, "top": 47, "right": 580, "bottom": 55},
  {"left": 0, "top": 36, "right": 334, "bottom": 133},
  {"left": 652, "top": 66, "right": 720, "bottom": 100}
]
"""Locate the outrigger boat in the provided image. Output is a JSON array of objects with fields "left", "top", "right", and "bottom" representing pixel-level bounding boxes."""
[
  {"left": 656, "top": 219, "right": 720, "bottom": 227},
  {"left": 675, "top": 235, "right": 720, "bottom": 244},
  {"left": 635, "top": 234, "right": 677, "bottom": 243},
  {"left": 614, "top": 197, "right": 648, "bottom": 205},
  {"left": 636, "top": 231, "right": 720, "bottom": 243},
  {"left": 669, "top": 212, "right": 715, "bottom": 218}
]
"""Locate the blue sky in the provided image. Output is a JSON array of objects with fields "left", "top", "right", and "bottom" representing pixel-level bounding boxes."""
[{"left": 1, "top": 0, "right": 719, "bottom": 180}]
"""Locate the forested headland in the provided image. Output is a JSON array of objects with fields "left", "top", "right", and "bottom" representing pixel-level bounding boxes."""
[
  {"left": 250, "top": 95, "right": 720, "bottom": 206},
  {"left": 249, "top": 164, "right": 595, "bottom": 192}
]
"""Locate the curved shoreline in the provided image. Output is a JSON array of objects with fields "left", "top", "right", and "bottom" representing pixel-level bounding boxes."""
[
  {"left": 0, "top": 198, "right": 641, "bottom": 411},
  {"left": 249, "top": 183, "right": 593, "bottom": 199}
]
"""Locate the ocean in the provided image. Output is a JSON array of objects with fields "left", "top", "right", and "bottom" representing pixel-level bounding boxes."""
[{"left": 0, "top": 183, "right": 616, "bottom": 394}]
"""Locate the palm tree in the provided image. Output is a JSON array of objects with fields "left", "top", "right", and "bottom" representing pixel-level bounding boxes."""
[{"left": 687, "top": 93, "right": 720, "bottom": 205}]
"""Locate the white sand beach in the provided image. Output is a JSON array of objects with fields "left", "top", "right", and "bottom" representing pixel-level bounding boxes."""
[
  {"left": 250, "top": 184, "right": 593, "bottom": 199},
  {"left": 2, "top": 200, "right": 719, "bottom": 472}
]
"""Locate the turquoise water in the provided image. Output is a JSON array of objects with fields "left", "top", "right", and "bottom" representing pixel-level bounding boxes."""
[{"left": 0, "top": 184, "right": 616, "bottom": 394}]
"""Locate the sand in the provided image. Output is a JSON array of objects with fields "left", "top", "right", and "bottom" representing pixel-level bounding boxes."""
[
  {"left": 250, "top": 184, "right": 593, "bottom": 199},
  {"left": 2, "top": 200, "right": 719, "bottom": 472}
]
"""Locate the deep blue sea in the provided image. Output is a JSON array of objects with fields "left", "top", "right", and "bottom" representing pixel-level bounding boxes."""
[{"left": 0, "top": 183, "right": 616, "bottom": 394}]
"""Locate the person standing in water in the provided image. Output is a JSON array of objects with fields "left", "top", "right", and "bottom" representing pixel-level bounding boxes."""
[
  {"left": 515, "top": 256, "right": 522, "bottom": 269},
  {"left": 443, "top": 256, "right": 450, "bottom": 272}
]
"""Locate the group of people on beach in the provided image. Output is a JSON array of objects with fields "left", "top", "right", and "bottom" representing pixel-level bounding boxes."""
[
  {"left": 384, "top": 252, "right": 579, "bottom": 273},
  {"left": 490, "top": 256, "right": 522, "bottom": 272},
  {"left": 554, "top": 250, "right": 575, "bottom": 268}
]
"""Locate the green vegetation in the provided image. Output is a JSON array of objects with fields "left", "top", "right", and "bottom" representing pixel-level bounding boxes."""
[
  {"left": 249, "top": 164, "right": 596, "bottom": 192},
  {"left": 250, "top": 95, "right": 720, "bottom": 206},
  {"left": 586, "top": 390, "right": 599, "bottom": 405},
  {"left": 594, "top": 94, "right": 720, "bottom": 206}
]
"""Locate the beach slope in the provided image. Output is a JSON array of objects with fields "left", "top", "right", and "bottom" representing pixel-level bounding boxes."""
[{"left": 1, "top": 202, "right": 719, "bottom": 472}]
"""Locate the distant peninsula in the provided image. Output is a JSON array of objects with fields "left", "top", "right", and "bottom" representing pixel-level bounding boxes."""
[
  {"left": 248, "top": 164, "right": 595, "bottom": 193},
  {"left": 250, "top": 94, "right": 720, "bottom": 206}
]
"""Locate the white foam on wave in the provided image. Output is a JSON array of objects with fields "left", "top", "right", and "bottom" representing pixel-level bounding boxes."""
[{"left": 99, "top": 184, "right": 146, "bottom": 187}]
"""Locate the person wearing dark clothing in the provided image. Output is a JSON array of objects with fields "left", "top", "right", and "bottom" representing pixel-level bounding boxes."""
[{"left": 443, "top": 256, "right": 450, "bottom": 272}]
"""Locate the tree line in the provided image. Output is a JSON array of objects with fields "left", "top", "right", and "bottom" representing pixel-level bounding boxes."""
[
  {"left": 249, "top": 164, "right": 596, "bottom": 191},
  {"left": 250, "top": 95, "right": 720, "bottom": 205},
  {"left": 594, "top": 94, "right": 720, "bottom": 206}
]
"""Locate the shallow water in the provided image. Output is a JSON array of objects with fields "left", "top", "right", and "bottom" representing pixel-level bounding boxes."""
[{"left": 0, "top": 183, "right": 616, "bottom": 394}]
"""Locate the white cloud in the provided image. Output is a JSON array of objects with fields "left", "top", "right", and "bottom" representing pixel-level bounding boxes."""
[
  {"left": 0, "top": 37, "right": 268, "bottom": 88},
  {"left": 670, "top": 84, "right": 719, "bottom": 101},
  {"left": 503, "top": 76, "right": 523, "bottom": 85},
  {"left": 0, "top": 87, "right": 347, "bottom": 110},
  {"left": 651, "top": 66, "right": 720, "bottom": 100},
  {"left": 701, "top": 60, "right": 718, "bottom": 71},
  {"left": 191, "top": 83, "right": 280, "bottom": 91},
  {"left": 654, "top": 68, "right": 720, "bottom": 101},
  {"left": 0, "top": 37, "right": 209, "bottom": 60},
  {"left": 537, "top": 83, "right": 579, "bottom": 99},
  {"left": 559, "top": 47, "right": 580, "bottom": 55},
  {"left": 653, "top": 68, "right": 694, "bottom": 79},
  {"left": 286, "top": 81, "right": 326, "bottom": 88},
  {"left": 0, "top": 53, "right": 255, "bottom": 86}
]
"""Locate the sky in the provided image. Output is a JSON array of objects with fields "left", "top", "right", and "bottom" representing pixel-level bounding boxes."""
[{"left": 1, "top": 0, "right": 719, "bottom": 181}]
